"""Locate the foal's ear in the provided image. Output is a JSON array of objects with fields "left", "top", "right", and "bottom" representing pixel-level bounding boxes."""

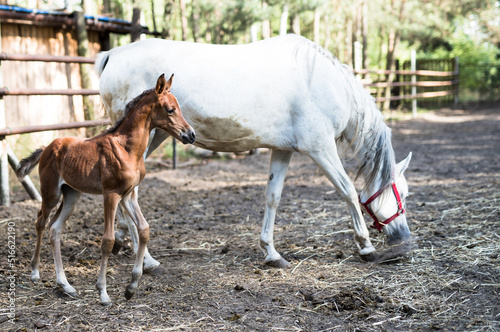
[
  {"left": 396, "top": 152, "right": 412, "bottom": 175},
  {"left": 166, "top": 73, "right": 174, "bottom": 91},
  {"left": 156, "top": 73, "right": 167, "bottom": 95}
]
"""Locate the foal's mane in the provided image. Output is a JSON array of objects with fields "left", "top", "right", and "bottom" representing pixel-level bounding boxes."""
[
  {"left": 102, "top": 87, "right": 154, "bottom": 134},
  {"left": 292, "top": 35, "right": 395, "bottom": 192}
]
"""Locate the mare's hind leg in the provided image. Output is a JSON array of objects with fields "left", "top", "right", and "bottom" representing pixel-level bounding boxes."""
[
  {"left": 48, "top": 185, "right": 81, "bottom": 296},
  {"left": 119, "top": 189, "right": 149, "bottom": 300},
  {"left": 306, "top": 143, "right": 376, "bottom": 258},
  {"left": 96, "top": 192, "right": 120, "bottom": 306},
  {"left": 259, "top": 150, "right": 293, "bottom": 268},
  {"left": 115, "top": 203, "right": 159, "bottom": 272}
]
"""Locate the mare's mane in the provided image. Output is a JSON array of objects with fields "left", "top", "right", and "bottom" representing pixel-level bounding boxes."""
[
  {"left": 292, "top": 35, "right": 395, "bottom": 192},
  {"left": 102, "top": 87, "right": 154, "bottom": 134}
]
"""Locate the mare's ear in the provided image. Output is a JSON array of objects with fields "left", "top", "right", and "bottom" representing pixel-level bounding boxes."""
[
  {"left": 166, "top": 73, "right": 174, "bottom": 91},
  {"left": 156, "top": 73, "right": 167, "bottom": 95},
  {"left": 396, "top": 152, "right": 412, "bottom": 175}
]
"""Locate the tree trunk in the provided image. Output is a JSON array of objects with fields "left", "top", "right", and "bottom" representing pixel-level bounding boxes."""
[
  {"left": 131, "top": 8, "right": 142, "bottom": 42},
  {"left": 74, "top": 11, "right": 94, "bottom": 131},
  {"left": 179, "top": 0, "right": 189, "bottom": 41},
  {"left": 383, "top": 0, "right": 406, "bottom": 111},
  {"left": 280, "top": 4, "right": 288, "bottom": 35},
  {"left": 262, "top": 1, "right": 271, "bottom": 39},
  {"left": 313, "top": 7, "right": 320, "bottom": 43},
  {"left": 150, "top": 0, "right": 157, "bottom": 33},
  {"left": 190, "top": 3, "right": 202, "bottom": 42},
  {"left": 162, "top": 0, "right": 175, "bottom": 39},
  {"left": 291, "top": 14, "right": 300, "bottom": 35}
]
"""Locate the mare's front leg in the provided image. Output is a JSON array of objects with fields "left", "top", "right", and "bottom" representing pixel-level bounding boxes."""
[
  {"left": 48, "top": 186, "right": 81, "bottom": 296},
  {"left": 307, "top": 142, "right": 376, "bottom": 258},
  {"left": 259, "top": 150, "right": 293, "bottom": 268},
  {"left": 96, "top": 193, "right": 120, "bottom": 305},
  {"left": 120, "top": 190, "right": 149, "bottom": 300}
]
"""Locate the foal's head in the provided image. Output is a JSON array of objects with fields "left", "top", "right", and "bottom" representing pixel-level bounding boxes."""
[{"left": 151, "top": 74, "right": 196, "bottom": 144}]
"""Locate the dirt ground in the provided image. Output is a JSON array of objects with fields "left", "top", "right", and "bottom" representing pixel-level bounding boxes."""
[{"left": 0, "top": 104, "right": 499, "bottom": 331}]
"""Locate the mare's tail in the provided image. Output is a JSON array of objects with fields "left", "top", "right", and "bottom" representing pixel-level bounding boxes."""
[
  {"left": 94, "top": 51, "right": 110, "bottom": 77},
  {"left": 16, "top": 148, "right": 44, "bottom": 180}
]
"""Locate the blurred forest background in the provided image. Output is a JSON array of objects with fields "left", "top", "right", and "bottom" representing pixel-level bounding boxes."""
[{"left": 5, "top": 0, "right": 500, "bottom": 102}]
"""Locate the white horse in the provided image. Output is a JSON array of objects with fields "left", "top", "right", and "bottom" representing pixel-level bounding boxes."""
[{"left": 95, "top": 34, "right": 413, "bottom": 268}]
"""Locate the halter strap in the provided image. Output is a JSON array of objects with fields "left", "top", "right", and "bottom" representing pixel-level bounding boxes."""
[{"left": 359, "top": 182, "right": 405, "bottom": 232}]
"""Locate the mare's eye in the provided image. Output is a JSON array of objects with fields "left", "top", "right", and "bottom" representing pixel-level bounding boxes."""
[{"left": 166, "top": 106, "right": 175, "bottom": 114}]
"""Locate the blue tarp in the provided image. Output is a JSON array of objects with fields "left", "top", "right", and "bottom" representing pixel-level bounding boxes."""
[{"left": 0, "top": 4, "right": 131, "bottom": 25}]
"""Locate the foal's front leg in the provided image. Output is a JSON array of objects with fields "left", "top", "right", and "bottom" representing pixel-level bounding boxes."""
[
  {"left": 96, "top": 193, "right": 120, "bottom": 306},
  {"left": 119, "top": 190, "right": 149, "bottom": 300}
]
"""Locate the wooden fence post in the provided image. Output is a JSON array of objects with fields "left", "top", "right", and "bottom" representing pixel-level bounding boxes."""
[
  {"left": 411, "top": 50, "right": 417, "bottom": 118},
  {"left": 0, "top": 23, "right": 9, "bottom": 206},
  {"left": 454, "top": 57, "right": 459, "bottom": 106}
]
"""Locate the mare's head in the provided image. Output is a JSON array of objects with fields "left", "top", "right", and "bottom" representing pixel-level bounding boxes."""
[
  {"left": 359, "top": 152, "right": 413, "bottom": 247},
  {"left": 150, "top": 74, "right": 196, "bottom": 144}
]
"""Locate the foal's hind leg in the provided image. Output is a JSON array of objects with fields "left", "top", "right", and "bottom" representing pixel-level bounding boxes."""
[
  {"left": 306, "top": 143, "right": 375, "bottom": 257},
  {"left": 119, "top": 190, "right": 149, "bottom": 300},
  {"left": 31, "top": 204, "right": 55, "bottom": 282},
  {"left": 48, "top": 185, "right": 81, "bottom": 296}
]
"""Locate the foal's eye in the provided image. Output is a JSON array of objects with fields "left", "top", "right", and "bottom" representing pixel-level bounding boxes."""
[{"left": 166, "top": 106, "right": 175, "bottom": 114}]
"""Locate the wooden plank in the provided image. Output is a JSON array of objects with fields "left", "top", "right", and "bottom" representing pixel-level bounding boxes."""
[
  {"left": 0, "top": 88, "right": 99, "bottom": 96},
  {"left": 375, "top": 90, "right": 457, "bottom": 102},
  {"left": 0, "top": 52, "right": 95, "bottom": 63},
  {"left": 354, "top": 68, "right": 459, "bottom": 77},
  {"left": 0, "top": 119, "right": 110, "bottom": 136},
  {"left": 365, "top": 80, "right": 459, "bottom": 88}
]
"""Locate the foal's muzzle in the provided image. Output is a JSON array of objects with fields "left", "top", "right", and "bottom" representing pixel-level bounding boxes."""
[{"left": 180, "top": 129, "right": 196, "bottom": 144}]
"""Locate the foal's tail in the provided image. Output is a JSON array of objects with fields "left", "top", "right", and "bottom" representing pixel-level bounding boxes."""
[{"left": 16, "top": 147, "right": 44, "bottom": 180}]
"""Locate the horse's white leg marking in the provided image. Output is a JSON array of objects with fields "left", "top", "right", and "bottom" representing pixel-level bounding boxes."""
[
  {"left": 259, "top": 150, "right": 293, "bottom": 268},
  {"left": 96, "top": 193, "right": 120, "bottom": 306},
  {"left": 31, "top": 204, "right": 53, "bottom": 282},
  {"left": 117, "top": 188, "right": 159, "bottom": 272},
  {"left": 120, "top": 190, "right": 149, "bottom": 300},
  {"left": 48, "top": 186, "right": 81, "bottom": 296},
  {"left": 307, "top": 144, "right": 375, "bottom": 256}
]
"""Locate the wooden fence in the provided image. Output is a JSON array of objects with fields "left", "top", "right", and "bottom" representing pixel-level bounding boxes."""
[
  {"left": 354, "top": 52, "right": 459, "bottom": 116},
  {"left": 0, "top": 51, "right": 460, "bottom": 206},
  {"left": 0, "top": 53, "right": 107, "bottom": 206}
]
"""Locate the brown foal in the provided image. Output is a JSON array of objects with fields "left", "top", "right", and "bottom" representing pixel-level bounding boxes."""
[{"left": 16, "top": 74, "right": 195, "bottom": 305}]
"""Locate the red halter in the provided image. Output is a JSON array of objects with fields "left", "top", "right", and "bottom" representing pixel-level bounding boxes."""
[{"left": 359, "top": 182, "right": 405, "bottom": 232}]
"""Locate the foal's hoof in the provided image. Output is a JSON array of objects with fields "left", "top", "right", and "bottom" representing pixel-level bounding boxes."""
[
  {"left": 124, "top": 287, "right": 135, "bottom": 300},
  {"left": 112, "top": 240, "right": 123, "bottom": 255},
  {"left": 265, "top": 258, "right": 291, "bottom": 269}
]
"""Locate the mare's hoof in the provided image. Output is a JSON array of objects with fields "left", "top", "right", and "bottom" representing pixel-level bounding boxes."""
[
  {"left": 112, "top": 240, "right": 123, "bottom": 255},
  {"left": 100, "top": 301, "right": 112, "bottom": 307},
  {"left": 125, "top": 287, "right": 135, "bottom": 300},
  {"left": 265, "top": 258, "right": 291, "bottom": 269},
  {"left": 143, "top": 261, "right": 161, "bottom": 275}
]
